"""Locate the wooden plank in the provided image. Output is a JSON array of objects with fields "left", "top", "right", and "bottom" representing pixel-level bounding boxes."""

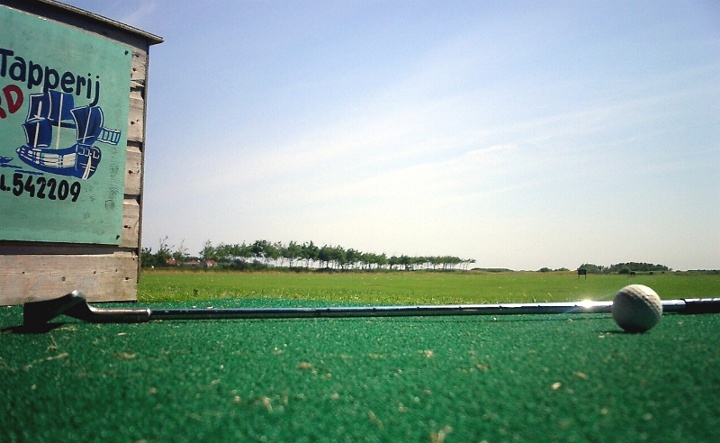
[
  {"left": 127, "top": 96, "right": 145, "bottom": 142},
  {"left": 125, "top": 145, "right": 143, "bottom": 196},
  {"left": 0, "top": 252, "right": 138, "bottom": 306},
  {"left": 131, "top": 49, "right": 149, "bottom": 84},
  {"left": 121, "top": 199, "right": 140, "bottom": 248},
  {"left": 0, "top": 243, "right": 124, "bottom": 255},
  {"left": 0, "top": 189, "right": 142, "bottom": 254}
]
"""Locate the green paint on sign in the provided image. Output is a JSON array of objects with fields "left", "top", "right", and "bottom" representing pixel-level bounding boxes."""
[{"left": 0, "top": 6, "right": 131, "bottom": 245}]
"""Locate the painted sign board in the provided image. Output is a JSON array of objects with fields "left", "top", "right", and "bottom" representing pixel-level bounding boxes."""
[{"left": 0, "top": 5, "right": 131, "bottom": 245}]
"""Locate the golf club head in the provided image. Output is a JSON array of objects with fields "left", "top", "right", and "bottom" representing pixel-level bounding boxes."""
[
  {"left": 23, "top": 290, "right": 152, "bottom": 328},
  {"left": 23, "top": 290, "right": 87, "bottom": 330}
]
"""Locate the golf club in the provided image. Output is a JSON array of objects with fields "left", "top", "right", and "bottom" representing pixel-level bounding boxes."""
[{"left": 22, "top": 290, "right": 720, "bottom": 330}]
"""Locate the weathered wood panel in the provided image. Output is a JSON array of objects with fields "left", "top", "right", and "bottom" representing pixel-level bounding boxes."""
[
  {"left": 131, "top": 50, "right": 149, "bottom": 84},
  {"left": 121, "top": 199, "right": 140, "bottom": 248},
  {"left": 125, "top": 145, "right": 143, "bottom": 196},
  {"left": 127, "top": 95, "right": 145, "bottom": 142},
  {"left": 0, "top": 197, "right": 141, "bottom": 305},
  {"left": 0, "top": 252, "right": 138, "bottom": 305}
]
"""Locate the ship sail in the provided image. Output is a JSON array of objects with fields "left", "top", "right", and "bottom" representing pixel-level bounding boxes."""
[
  {"left": 16, "top": 90, "right": 116, "bottom": 180},
  {"left": 22, "top": 119, "right": 53, "bottom": 148},
  {"left": 71, "top": 105, "right": 104, "bottom": 146},
  {"left": 26, "top": 90, "right": 75, "bottom": 128}
]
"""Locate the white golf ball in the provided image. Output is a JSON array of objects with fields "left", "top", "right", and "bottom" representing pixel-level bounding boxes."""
[{"left": 612, "top": 284, "right": 663, "bottom": 333}]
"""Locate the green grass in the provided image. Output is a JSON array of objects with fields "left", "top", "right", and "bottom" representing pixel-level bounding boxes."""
[{"left": 138, "top": 270, "right": 719, "bottom": 304}]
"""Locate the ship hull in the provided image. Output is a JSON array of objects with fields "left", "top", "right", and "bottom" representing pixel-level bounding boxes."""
[{"left": 16, "top": 144, "right": 101, "bottom": 179}]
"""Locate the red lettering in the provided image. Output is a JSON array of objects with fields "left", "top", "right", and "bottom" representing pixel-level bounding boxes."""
[
  {"left": 4, "top": 85, "right": 23, "bottom": 113},
  {"left": 0, "top": 84, "right": 24, "bottom": 119}
]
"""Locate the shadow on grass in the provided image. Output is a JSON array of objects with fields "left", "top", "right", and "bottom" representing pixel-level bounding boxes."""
[{"left": 2, "top": 322, "right": 66, "bottom": 334}]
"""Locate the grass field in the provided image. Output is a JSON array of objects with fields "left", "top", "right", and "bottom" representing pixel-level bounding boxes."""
[
  {"left": 4, "top": 270, "right": 719, "bottom": 442},
  {"left": 138, "top": 270, "right": 720, "bottom": 304}
]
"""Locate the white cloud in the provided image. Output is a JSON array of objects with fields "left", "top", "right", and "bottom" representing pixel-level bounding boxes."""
[{"left": 119, "top": 1, "right": 157, "bottom": 28}]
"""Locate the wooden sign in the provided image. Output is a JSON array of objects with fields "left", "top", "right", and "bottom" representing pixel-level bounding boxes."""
[
  {"left": 0, "top": 0, "right": 162, "bottom": 305},
  {"left": 0, "top": 5, "right": 131, "bottom": 245}
]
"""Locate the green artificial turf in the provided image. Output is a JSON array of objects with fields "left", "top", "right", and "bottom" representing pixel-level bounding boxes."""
[{"left": 2, "top": 297, "right": 720, "bottom": 442}]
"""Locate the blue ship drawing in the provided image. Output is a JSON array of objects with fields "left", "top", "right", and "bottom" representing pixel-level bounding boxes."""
[{"left": 16, "top": 90, "right": 121, "bottom": 180}]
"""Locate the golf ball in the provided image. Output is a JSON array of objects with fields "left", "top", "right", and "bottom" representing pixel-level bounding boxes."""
[{"left": 612, "top": 284, "right": 663, "bottom": 333}]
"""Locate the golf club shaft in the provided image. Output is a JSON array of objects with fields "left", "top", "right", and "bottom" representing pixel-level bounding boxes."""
[
  {"left": 74, "top": 298, "right": 720, "bottom": 323},
  {"left": 151, "top": 302, "right": 613, "bottom": 320}
]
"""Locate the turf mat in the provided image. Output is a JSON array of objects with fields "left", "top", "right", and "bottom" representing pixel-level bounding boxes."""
[{"left": 2, "top": 298, "right": 720, "bottom": 442}]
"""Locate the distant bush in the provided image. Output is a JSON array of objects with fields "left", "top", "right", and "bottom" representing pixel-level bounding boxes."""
[
  {"left": 472, "top": 268, "right": 514, "bottom": 273},
  {"left": 676, "top": 269, "right": 720, "bottom": 275},
  {"left": 578, "top": 262, "right": 672, "bottom": 274},
  {"left": 607, "top": 262, "right": 671, "bottom": 273}
]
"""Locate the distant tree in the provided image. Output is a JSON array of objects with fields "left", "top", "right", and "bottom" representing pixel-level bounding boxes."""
[
  {"left": 251, "top": 240, "right": 269, "bottom": 263},
  {"left": 362, "top": 252, "right": 387, "bottom": 270},
  {"left": 235, "top": 243, "right": 253, "bottom": 262},
  {"left": 318, "top": 245, "right": 332, "bottom": 269},
  {"left": 155, "top": 236, "right": 173, "bottom": 266},
  {"left": 301, "top": 241, "right": 319, "bottom": 268},
  {"left": 345, "top": 248, "right": 361, "bottom": 270},
  {"left": 376, "top": 253, "right": 388, "bottom": 269},
  {"left": 399, "top": 255, "right": 415, "bottom": 271},
  {"left": 141, "top": 247, "right": 156, "bottom": 268},
  {"left": 143, "top": 236, "right": 475, "bottom": 273},
  {"left": 329, "top": 245, "right": 346, "bottom": 269},
  {"left": 387, "top": 255, "right": 398, "bottom": 270},
  {"left": 214, "top": 243, "right": 232, "bottom": 262},
  {"left": 284, "top": 241, "right": 302, "bottom": 268},
  {"left": 200, "top": 240, "right": 218, "bottom": 261},
  {"left": 172, "top": 239, "right": 189, "bottom": 262},
  {"left": 268, "top": 241, "right": 282, "bottom": 266}
]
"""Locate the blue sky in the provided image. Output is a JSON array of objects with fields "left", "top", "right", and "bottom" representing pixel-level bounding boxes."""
[{"left": 64, "top": 0, "right": 718, "bottom": 270}]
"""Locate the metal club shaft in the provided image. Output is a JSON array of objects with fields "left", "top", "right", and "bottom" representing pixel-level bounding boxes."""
[{"left": 22, "top": 290, "right": 720, "bottom": 329}]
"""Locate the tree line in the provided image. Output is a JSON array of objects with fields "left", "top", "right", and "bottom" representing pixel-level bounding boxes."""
[
  {"left": 141, "top": 237, "right": 476, "bottom": 271},
  {"left": 578, "top": 262, "right": 672, "bottom": 274}
]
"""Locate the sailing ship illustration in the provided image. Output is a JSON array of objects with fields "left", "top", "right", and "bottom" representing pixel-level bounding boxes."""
[{"left": 16, "top": 90, "right": 121, "bottom": 180}]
